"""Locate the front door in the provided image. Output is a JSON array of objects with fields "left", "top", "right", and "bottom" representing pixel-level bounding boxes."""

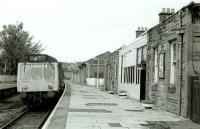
[
  {"left": 140, "top": 68, "right": 146, "bottom": 101},
  {"left": 191, "top": 78, "right": 200, "bottom": 124}
]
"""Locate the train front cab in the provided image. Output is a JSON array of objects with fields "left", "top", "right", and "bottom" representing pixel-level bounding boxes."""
[{"left": 17, "top": 62, "right": 60, "bottom": 102}]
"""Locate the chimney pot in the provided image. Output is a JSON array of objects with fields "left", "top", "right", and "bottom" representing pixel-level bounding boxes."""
[
  {"left": 162, "top": 8, "right": 166, "bottom": 13},
  {"left": 159, "top": 8, "right": 173, "bottom": 23},
  {"left": 167, "top": 8, "right": 170, "bottom": 13},
  {"left": 136, "top": 27, "right": 146, "bottom": 38},
  {"left": 171, "top": 9, "right": 175, "bottom": 13}
]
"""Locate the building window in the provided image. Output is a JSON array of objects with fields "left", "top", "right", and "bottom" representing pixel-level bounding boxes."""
[
  {"left": 137, "top": 45, "right": 147, "bottom": 65},
  {"left": 127, "top": 67, "right": 130, "bottom": 83},
  {"left": 137, "top": 48, "right": 142, "bottom": 64},
  {"left": 130, "top": 67, "right": 133, "bottom": 83},
  {"left": 170, "top": 43, "right": 176, "bottom": 84},
  {"left": 125, "top": 67, "right": 129, "bottom": 83},
  {"left": 114, "top": 62, "right": 117, "bottom": 78},
  {"left": 123, "top": 66, "right": 135, "bottom": 84},
  {"left": 154, "top": 48, "right": 158, "bottom": 83},
  {"left": 143, "top": 45, "right": 147, "bottom": 61},
  {"left": 159, "top": 53, "right": 165, "bottom": 79},
  {"left": 129, "top": 67, "right": 133, "bottom": 83},
  {"left": 136, "top": 69, "right": 140, "bottom": 84},
  {"left": 136, "top": 69, "right": 138, "bottom": 84}
]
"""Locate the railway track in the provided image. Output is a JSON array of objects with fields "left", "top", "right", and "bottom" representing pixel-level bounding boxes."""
[{"left": 0, "top": 107, "right": 52, "bottom": 129}]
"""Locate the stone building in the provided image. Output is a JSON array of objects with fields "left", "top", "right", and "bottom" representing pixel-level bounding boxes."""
[
  {"left": 104, "top": 49, "right": 120, "bottom": 93},
  {"left": 79, "top": 51, "right": 110, "bottom": 86},
  {"left": 68, "top": 62, "right": 81, "bottom": 83},
  {"left": 146, "top": 2, "right": 200, "bottom": 123}
]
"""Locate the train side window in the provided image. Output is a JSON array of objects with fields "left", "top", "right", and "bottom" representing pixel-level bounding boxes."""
[{"left": 44, "top": 64, "right": 55, "bottom": 80}]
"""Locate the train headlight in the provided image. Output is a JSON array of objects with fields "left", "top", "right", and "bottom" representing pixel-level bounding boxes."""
[
  {"left": 48, "top": 85, "right": 53, "bottom": 90},
  {"left": 22, "top": 86, "right": 27, "bottom": 91}
]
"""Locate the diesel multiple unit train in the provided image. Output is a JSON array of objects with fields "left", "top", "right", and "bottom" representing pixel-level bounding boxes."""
[{"left": 17, "top": 54, "right": 65, "bottom": 105}]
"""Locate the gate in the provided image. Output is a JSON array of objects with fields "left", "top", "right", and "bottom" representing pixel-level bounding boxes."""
[{"left": 191, "top": 78, "right": 200, "bottom": 124}]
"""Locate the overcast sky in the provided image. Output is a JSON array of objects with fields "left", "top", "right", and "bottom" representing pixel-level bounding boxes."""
[{"left": 0, "top": 0, "right": 197, "bottom": 62}]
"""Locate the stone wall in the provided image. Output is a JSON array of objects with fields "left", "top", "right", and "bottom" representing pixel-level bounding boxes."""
[
  {"left": 146, "top": 3, "right": 200, "bottom": 117},
  {"left": 104, "top": 50, "right": 119, "bottom": 93}
]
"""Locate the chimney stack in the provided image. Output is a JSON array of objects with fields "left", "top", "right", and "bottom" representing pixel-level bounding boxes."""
[
  {"left": 171, "top": 9, "right": 175, "bottom": 13},
  {"left": 162, "top": 8, "right": 166, "bottom": 13},
  {"left": 159, "top": 8, "right": 175, "bottom": 23},
  {"left": 136, "top": 27, "right": 147, "bottom": 38}
]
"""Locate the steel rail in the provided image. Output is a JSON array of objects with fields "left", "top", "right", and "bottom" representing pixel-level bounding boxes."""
[
  {"left": 0, "top": 108, "right": 29, "bottom": 129},
  {"left": 37, "top": 109, "right": 52, "bottom": 129}
]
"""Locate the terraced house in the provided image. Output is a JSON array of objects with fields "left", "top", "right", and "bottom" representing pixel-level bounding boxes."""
[
  {"left": 78, "top": 51, "right": 110, "bottom": 86},
  {"left": 146, "top": 2, "right": 200, "bottom": 124}
]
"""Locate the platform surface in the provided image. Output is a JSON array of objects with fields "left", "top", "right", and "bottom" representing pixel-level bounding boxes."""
[
  {"left": 43, "top": 83, "right": 200, "bottom": 129},
  {"left": 42, "top": 81, "right": 71, "bottom": 129},
  {"left": 0, "top": 83, "right": 16, "bottom": 90},
  {"left": 65, "top": 84, "right": 194, "bottom": 129}
]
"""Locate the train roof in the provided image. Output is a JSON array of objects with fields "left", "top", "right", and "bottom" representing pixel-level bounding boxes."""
[{"left": 20, "top": 54, "right": 58, "bottom": 63}]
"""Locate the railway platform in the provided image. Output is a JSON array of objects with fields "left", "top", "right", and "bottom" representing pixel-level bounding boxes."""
[
  {"left": 0, "top": 82, "right": 16, "bottom": 90},
  {"left": 43, "top": 83, "right": 200, "bottom": 129}
]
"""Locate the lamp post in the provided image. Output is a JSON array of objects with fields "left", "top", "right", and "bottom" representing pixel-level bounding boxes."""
[{"left": 97, "top": 58, "right": 99, "bottom": 88}]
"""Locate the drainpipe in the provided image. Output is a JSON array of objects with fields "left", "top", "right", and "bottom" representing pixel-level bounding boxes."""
[{"left": 177, "top": 10, "right": 184, "bottom": 116}]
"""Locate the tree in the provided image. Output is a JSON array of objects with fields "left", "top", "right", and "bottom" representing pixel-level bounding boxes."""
[{"left": 0, "top": 22, "right": 44, "bottom": 75}]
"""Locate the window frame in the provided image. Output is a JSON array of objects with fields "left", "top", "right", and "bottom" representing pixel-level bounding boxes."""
[
  {"left": 154, "top": 48, "right": 159, "bottom": 83},
  {"left": 170, "top": 42, "right": 177, "bottom": 84}
]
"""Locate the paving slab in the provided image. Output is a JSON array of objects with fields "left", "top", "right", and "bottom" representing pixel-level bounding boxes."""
[{"left": 66, "top": 84, "right": 200, "bottom": 129}]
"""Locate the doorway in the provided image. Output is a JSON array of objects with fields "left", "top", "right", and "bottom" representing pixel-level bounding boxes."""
[
  {"left": 191, "top": 77, "right": 200, "bottom": 124},
  {"left": 139, "top": 61, "right": 146, "bottom": 101}
]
